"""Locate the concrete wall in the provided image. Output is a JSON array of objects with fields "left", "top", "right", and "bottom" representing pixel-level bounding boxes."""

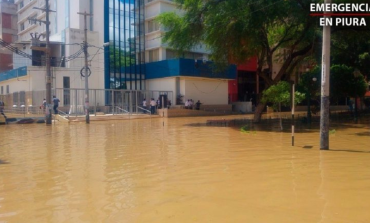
[
  {"left": 146, "top": 76, "right": 228, "bottom": 105},
  {"left": 146, "top": 77, "right": 175, "bottom": 92},
  {"left": 64, "top": 28, "right": 103, "bottom": 89},
  {"left": 0, "top": 65, "right": 107, "bottom": 108},
  {"left": 145, "top": 1, "right": 161, "bottom": 19},
  {"left": 183, "top": 78, "right": 228, "bottom": 105}
]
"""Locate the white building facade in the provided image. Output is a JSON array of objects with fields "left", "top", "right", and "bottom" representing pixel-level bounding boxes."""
[{"left": 1, "top": 0, "right": 235, "bottom": 108}]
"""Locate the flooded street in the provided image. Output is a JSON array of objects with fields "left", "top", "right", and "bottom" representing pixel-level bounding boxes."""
[{"left": 0, "top": 116, "right": 370, "bottom": 223}]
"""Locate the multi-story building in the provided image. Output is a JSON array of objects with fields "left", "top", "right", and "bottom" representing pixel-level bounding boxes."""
[
  {"left": 141, "top": 0, "right": 235, "bottom": 105},
  {"left": 0, "top": 0, "right": 17, "bottom": 72},
  {"left": 1, "top": 0, "right": 236, "bottom": 109}
]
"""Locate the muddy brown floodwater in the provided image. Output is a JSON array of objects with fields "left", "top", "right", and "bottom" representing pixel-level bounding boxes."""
[{"left": 0, "top": 116, "right": 370, "bottom": 223}]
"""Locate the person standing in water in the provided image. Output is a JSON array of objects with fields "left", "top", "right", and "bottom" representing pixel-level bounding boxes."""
[{"left": 52, "top": 96, "right": 60, "bottom": 114}]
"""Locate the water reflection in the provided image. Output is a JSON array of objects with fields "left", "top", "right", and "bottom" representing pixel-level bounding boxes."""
[{"left": 0, "top": 116, "right": 369, "bottom": 222}]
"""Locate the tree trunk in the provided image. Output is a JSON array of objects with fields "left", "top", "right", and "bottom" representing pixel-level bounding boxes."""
[
  {"left": 279, "top": 102, "right": 283, "bottom": 131},
  {"left": 253, "top": 102, "right": 267, "bottom": 122}
]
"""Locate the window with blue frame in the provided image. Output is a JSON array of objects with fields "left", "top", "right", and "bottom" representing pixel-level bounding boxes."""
[{"left": 105, "top": 0, "right": 145, "bottom": 90}]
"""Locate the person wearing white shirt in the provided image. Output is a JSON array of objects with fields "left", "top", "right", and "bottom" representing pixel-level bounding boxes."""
[
  {"left": 150, "top": 98, "right": 156, "bottom": 114},
  {"left": 142, "top": 99, "right": 147, "bottom": 113},
  {"left": 189, "top": 99, "right": 193, "bottom": 109},
  {"left": 185, "top": 99, "right": 189, "bottom": 109}
]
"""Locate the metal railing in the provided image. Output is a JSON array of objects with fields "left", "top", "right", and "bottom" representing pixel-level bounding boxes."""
[
  {"left": 114, "top": 106, "right": 130, "bottom": 115},
  {"left": 1, "top": 88, "right": 174, "bottom": 117},
  {"left": 137, "top": 106, "right": 151, "bottom": 116},
  {"left": 57, "top": 109, "right": 70, "bottom": 118}
]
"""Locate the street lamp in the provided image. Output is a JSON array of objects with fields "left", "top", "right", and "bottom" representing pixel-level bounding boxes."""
[
  {"left": 307, "top": 77, "right": 317, "bottom": 124},
  {"left": 353, "top": 69, "right": 361, "bottom": 122}
]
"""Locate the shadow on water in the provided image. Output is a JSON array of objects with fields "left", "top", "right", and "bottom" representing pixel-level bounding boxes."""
[
  {"left": 183, "top": 113, "right": 370, "bottom": 134},
  {"left": 0, "top": 159, "right": 9, "bottom": 164},
  {"left": 301, "top": 146, "right": 369, "bottom": 153},
  {"left": 326, "top": 149, "right": 370, "bottom": 153},
  {"left": 303, "top": 146, "right": 314, "bottom": 149},
  {"left": 354, "top": 132, "right": 370, "bottom": 137}
]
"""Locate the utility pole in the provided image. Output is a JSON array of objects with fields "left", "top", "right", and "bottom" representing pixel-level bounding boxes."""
[
  {"left": 291, "top": 82, "right": 295, "bottom": 146},
  {"left": 30, "top": 0, "right": 54, "bottom": 125},
  {"left": 77, "top": 11, "right": 92, "bottom": 124},
  {"left": 320, "top": 0, "right": 331, "bottom": 150}
]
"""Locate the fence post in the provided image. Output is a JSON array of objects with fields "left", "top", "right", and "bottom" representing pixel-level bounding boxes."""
[
  {"left": 136, "top": 91, "right": 138, "bottom": 115},
  {"left": 112, "top": 90, "right": 115, "bottom": 115},
  {"left": 74, "top": 89, "right": 77, "bottom": 117},
  {"left": 129, "top": 91, "right": 133, "bottom": 114},
  {"left": 94, "top": 89, "right": 97, "bottom": 116}
]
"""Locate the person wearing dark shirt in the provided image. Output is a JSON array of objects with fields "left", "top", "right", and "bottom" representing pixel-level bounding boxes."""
[
  {"left": 52, "top": 96, "right": 60, "bottom": 114},
  {"left": 0, "top": 100, "right": 6, "bottom": 120},
  {"left": 195, "top": 100, "right": 202, "bottom": 110}
]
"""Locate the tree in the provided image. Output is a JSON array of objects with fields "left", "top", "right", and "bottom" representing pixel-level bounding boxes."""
[
  {"left": 299, "top": 64, "right": 368, "bottom": 120},
  {"left": 330, "top": 65, "right": 367, "bottom": 100},
  {"left": 158, "top": 0, "right": 319, "bottom": 122},
  {"left": 331, "top": 30, "right": 370, "bottom": 79},
  {"left": 297, "top": 66, "right": 320, "bottom": 123},
  {"left": 261, "top": 81, "right": 305, "bottom": 130},
  {"left": 330, "top": 65, "right": 368, "bottom": 120}
]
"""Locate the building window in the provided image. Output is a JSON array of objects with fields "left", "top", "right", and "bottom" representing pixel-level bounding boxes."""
[
  {"left": 20, "top": 22, "right": 25, "bottom": 31},
  {"left": 29, "top": 14, "right": 37, "bottom": 22},
  {"left": 89, "top": 0, "right": 94, "bottom": 31},
  {"left": 166, "top": 49, "right": 177, "bottom": 60},
  {"left": 65, "top": 0, "right": 70, "bottom": 28},
  {"left": 63, "top": 76, "right": 70, "bottom": 105},
  {"left": 149, "top": 49, "right": 159, "bottom": 62},
  {"left": 147, "top": 20, "right": 159, "bottom": 33},
  {"left": 6, "top": 85, "right": 9, "bottom": 94},
  {"left": 19, "top": 91, "right": 25, "bottom": 106},
  {"left": 106, "top": 0, "right": 145, "bottom": 90},
  {"left": 13, "top": 92, "right": 18, "bottom": 106},
  {"left": 184, "top": 52, "right": 203, "bottom": 60},
  {"left": 1, "top": 86, "right": 3, "bottom": 95},
  {"left": 19, "top": 1, "right": 24, "bottom": 9},
  {"left": 139, "top": 52, "right": 145, "bottom": 63},
  {"left": 54, "top": 0, "right": 57, "bottom": 33}
]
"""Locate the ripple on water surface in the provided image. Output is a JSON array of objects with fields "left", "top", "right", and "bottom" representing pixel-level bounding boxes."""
[{"left": 0, "top": 117, "right": 370, "bottom": 222}]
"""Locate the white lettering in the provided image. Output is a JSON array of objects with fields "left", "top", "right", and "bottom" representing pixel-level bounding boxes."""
[
  {"left": 335, "top": 18, "right": 367, "bottom": 26},
  {"left": 320, "top": 18, "right": 332, "bottom": 26},
  {"left": 337, "top": 4, "right": 345, "bottom": 12},
  {"left": 331, "top": 4, "right": 337, "bottom": 12},
  {"left": 352, "top": 4, "right": 358, "bottom": 12},
  {"left": 312, "top": 3, "right": 370, "bottom": 12},
  {"left": 335, "top": 18, "right": 342, "bottom": 26},
  {"left": 317, "top": 4, "right": 325, "bottom": 12},
  {"left": 310, "top": 3, "right": 316, "bottom": 12},
  {"left": 360, "top": 18, "right": 367, "bottom": 26},
  {"left": 346, "top": 3, "right": 351, "bottom": 12}
]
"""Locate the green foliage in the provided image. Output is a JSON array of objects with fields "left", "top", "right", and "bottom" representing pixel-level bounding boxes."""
[
  {"left": 240, "top": 125, "right": 256, "bottom": 134},
  {"left": 298, "top": 66, "right": 320, "bottom": 95},
  {"left": 331, "top": 30, "right": 370, "bottom": 78},
  {"left": 240, "top": 125, "right": 250, "bottom": 134},
  {"left": 299, "top": 65, "right": 368, "bottom": 102},
  {"left": 330, "top": 65, "right": 368, "bottom": 100},
  {"left": 158, "top": 0, "right": 318, "bottom": 69},
  {"left": 262, "top": 81, "right": 305, "bottom": 111}
]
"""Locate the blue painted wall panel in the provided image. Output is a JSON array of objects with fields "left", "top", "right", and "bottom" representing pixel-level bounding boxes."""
[
  {"left": 0, "top": 67, "right": 27, "bottom": 82},
  {"left": 146, "top": 59, "right": 236, "bottom": 80}
]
